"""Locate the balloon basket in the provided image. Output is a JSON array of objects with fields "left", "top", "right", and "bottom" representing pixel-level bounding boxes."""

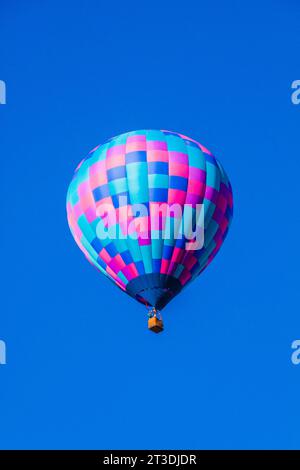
[{"left": 148, "top": 315, "right": 164, "bottom": 333}]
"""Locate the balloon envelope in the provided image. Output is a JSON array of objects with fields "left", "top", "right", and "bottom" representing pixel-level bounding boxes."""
[{"left": 66, "top": 130, "right": 233, "bottom": 310}]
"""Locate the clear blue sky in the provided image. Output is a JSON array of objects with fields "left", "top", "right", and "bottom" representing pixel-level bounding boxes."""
[{"left": 0, "top": 0, "right": 300, "bottom": 450}]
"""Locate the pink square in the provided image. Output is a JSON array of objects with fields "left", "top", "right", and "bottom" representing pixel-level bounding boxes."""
[
  {"left": 147, "top": 150, "right": 169, "bottom": 163},
  {"left": 80, "top": 192, "right": 94, "bottom": 211},
  {"left": 138, "top": 234, "right": 151, "bottom": 245},
  {"left": 189, "top": 167, "right": 206, "bottom": 182},
  {"left": 169, "top": 162, "right": 189, "bottom": 177},
  {"left": 115, "top": 254, "right": 126, "bottom": 269},
  {"left": 77, "top": 181, "right": 89, "bottom": 198},
  {"left": 122, "top": 263, "right": 138, "bottom": 280},
  {"left": 147, "top": 141, "right": 167, "bottom": 151},
  {"left": 172, "top": 247, "right": 184, "bottom": 263},
  {"left": 160, "top": 259, "right": 170, "bottom": 274},
  {"left": 185, "top": 193, "right": 202, "bottom": 205},
  {"left": 109, "top": 254, "right": 125, "bottom": 273},
  {"left": 85, "top": 207, "right": 96, "bottom": 223},
  {"left": 73, "top": 202, "right": 84, "bottom": 219},
  {"left": 216, "top": 194, "right": 227, "bottom": 213},
  {"left": 99, "top": 248, "right": 111, "bottom": 264},
  {"left": 205, "top": 186, "right": 219, "bottom": 204},
  {"left": 147, "top": 150, "right": 169, "bottom": 162},
  {"left": 106, "top": 153, "right": 126, "bottom": 170},
  {"left": 188, "top": 180, "right": 205, "bottom": 195},
  {"left": 90, "top": 161, "right": 107, "bottom": 188},
  {"left": 169, "top": 151, "right": 188, "bottom": 165},
  {"left": 219, "top": 217, "right": 229, "bottom": 234},
  {"left": 106, "top": 144, "right": 126, "bottom": 158},
  {"left": 168, "top": 189, "right": 186, "bottom": 205},
  {"left": 179, "top": 269, "right": 192, "bottom": 286},
  {"left": 126, "top": 141, "right": 147, "bottom": 152},
  {"left": 184, "top": 255, "right": 198, "bottom": 270},
  {"left": 127, "top": 135, "right": 146, "bottom": 143}
]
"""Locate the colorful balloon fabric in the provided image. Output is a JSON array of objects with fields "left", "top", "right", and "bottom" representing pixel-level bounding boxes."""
[{"left": 66, "top": 130, "right": 233, "bottom": 310}]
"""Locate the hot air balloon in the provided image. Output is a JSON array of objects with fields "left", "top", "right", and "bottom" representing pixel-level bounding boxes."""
[{"left": 66, "top": 130, "right": 233, "bottom": 333}]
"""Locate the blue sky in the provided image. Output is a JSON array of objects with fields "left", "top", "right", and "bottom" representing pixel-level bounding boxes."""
[{"left": 0, "top": 0, "right": 300, "bottom": 449}]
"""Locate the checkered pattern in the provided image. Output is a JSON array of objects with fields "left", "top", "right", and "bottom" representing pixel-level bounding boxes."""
[{"left": 67, "top": 130, "right": 233, "bottom": 308}]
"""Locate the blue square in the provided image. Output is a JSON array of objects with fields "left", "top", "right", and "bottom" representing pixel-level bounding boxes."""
[
  {"left": 152, "top": 259, "right": 161, "bottom": 272},
  {"left": 225, "top": 206, "right": 232, "bottom": 221},
  {"left": 148, "top": 162, "right": 169, "bottom": 174},
  {"left": 121, "top": 250, "right": 134, "bottom": 265},
  {"left": 175, "top": 237, "right": 186, "bottom": 249},
  {"left": 149, "top": 188, "right": 168, "bottom": 202},
  {"left": 91, "top": 238, "right": 103, "bottom": 253},
  {"left": 105, "top": 242, "right": 118, "bottom": 258},
  {"left": 126, "top": 151, "right": 147, "bottom": 164},
  {"left": 169, "top": 176, "right": 187, "bottom": 190},
  {"left": 107, "top": 166, "right": 126, "bottom": 181},
  {"left": 93, "top": 184, "right": 110, "bottom": 201},
  {"left": 162, "top": 245, "right": 173, "bottom": 260},
  {"left": 135, "top": 260, "right": 145, "bottom": 275}
]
